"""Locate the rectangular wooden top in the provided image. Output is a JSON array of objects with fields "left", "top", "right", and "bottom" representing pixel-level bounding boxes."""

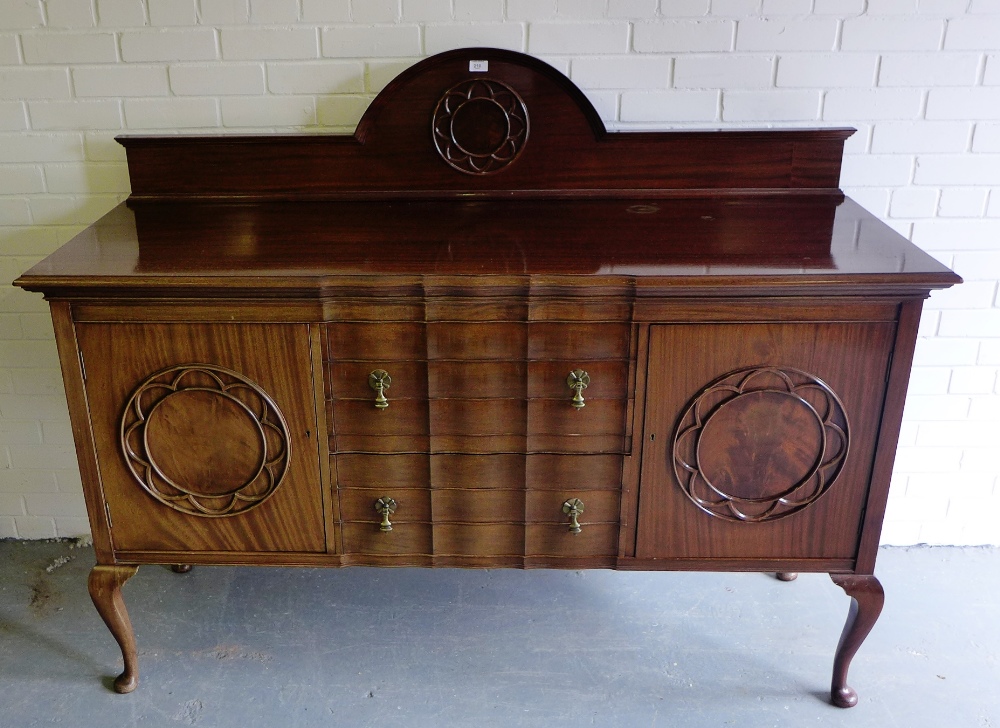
[{"left": 16, "top": 194, "right": 960, "bottom": 300}]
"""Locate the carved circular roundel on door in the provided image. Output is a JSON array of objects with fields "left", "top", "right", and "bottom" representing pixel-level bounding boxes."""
[
  {"left": 432, "top": 79, "right": 529, "bottom": 175},
  {"left": 672, "top": 367, "right": 850, "bottom": 523},
  {"left": 120, "top": 364, "right": 291, "bottom": 517}
]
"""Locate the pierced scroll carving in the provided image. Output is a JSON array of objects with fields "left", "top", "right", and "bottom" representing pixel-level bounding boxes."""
[
  {"left": 432, "top": 78, "right": 529, "bottom": 175},
  {"left": 120, "top": 364, "right": 290, "bottom": 517},
  {"left": 672, "top": 366, "right": 849, "bottom": 523}
]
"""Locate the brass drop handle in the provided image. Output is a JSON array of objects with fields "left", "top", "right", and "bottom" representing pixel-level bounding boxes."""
[
  {"left": 567, "top": 369, "right": 590, "bottom": 409},
  {"left": 369, "top": 369, "right": 391, "bottom": 409},
  {"left": 562, "top": 498, "right": 584, "bottom": 534},
  {"left": 375, "top": 496, "right": 397, "bottom": 532}
]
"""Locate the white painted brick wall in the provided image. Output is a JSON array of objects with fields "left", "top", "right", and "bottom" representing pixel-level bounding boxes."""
[
  {"left": 673, "top": 54, "right": 773, "bottom": 88},
  {"left": 878, "top": 53, "right": 981, "bottom": 86},
  {"left": 633, "top": 21, "right": 735, "bottom": 53},
  {"left": 528, "top": 22, "right": 630, "bottom": 54},
  {"left": 0, "top": 3, "right": 997, "bottom": 544},
  {"left": 321, "top": 25, "right": 420, "bottom": 57},
  {"left": 425, "top": 23, "right": 525, "bottom": 54},
  {"left": 222, "top": 28, "right": 319, "bottom": 60},
  {"left": 120, "top": 29, "right": 220, "bottom": 62}
]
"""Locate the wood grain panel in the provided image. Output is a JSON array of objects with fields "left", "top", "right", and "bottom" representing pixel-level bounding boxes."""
[
  {"left": 333, "top": 399, "right": 429, "bottom": 436},
  {"left": 328, "top": 359, "right": 628, "bottom": 401},
  {"left": 425, "top": 298, "right": 528, "bottom": 322},
  {"left": 526, "top": 523, "right": 619, "bottom": 558},
  {"left": 75, "top": 323, "right": 326, "bottom": 554},
  {"left": 431, "top": 489, "right": 526, "bottom": 523},
  {"left": 339, "top": 488, "right": 432, "bottom": 522},
  {"left": 428, "top": 361, "right": 527, "bottom": 398},
  {"left": 635, "top": 322, "right": 896, "bottom": 561},
  {"left": 527, "top": 399, "right": 627, "bottom": 436},
  {"left": 429, "top": 399, "right": 526, "bottom": 435},
  {"left": 528, "top": 299, "right": 632, "bottom": 323},
  {"left": 527, "top": 361, "right": 628, "bottom": 399},
  {"left": 342, "top": 522, "right": 432, "bottom": 555},
  {"left": 332, "top": 360, "right": 628, "bottom": 400},
  {"left": 335, "top": 453, "right": 430, "bottom": 489},
  {"left": 525, "top": 454, "right": 623, "bottom": 489},
  {"left": 323, "top": 301, "right": 425, "bottom": 323},
  {"left": 431, "top": 454, "right": 525, "bottom": 489},
  {"left": 527, "top": 434, "right": 629, "bottom": 455},
  {"left": 334, "top": 434, "right": 430, "bottom": 453},
  {"left": 525, "top": 490, "right": 620, "bottom": 524},
  {"left": 528, "top": 323, "right": 631, "bottom": 359},
  {"left": 328, "top": 361, "right": 428, "bottom": 400},
  {"left": 327, "top": 323, "right": 425, "bottom": 361},
  {"left": 50, "top": 302, "right": 115, "bottom": 562},
  {"left": 427, "top": 323, "right": 527, "bottom": 359},
  {"left": 335, "top": 434, "right": 628, "bottom": 454},
  {"left": 432, "top": 524, "right": 524, "bottom": 557}
]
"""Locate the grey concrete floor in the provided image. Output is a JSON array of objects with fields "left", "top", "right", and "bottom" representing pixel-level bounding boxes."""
[{"left": 1, "top": 541, "right": 998, "bottom": 727}]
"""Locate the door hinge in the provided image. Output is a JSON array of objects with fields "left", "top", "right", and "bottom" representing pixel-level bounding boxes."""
[
  {"left": 104, "top": 501, "right": 113, "bottom": 529},
  {"left": 78, "top": 350, "right": 87, "bottom": 382}
]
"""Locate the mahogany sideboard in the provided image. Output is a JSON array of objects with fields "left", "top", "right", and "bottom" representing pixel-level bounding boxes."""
[{"left": 15, "top": 48, "right": 960, "bottom": 706}]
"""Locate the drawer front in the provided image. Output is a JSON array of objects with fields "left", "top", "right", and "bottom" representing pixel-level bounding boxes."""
[
  {"left": 427, "top": 323, "right": 526, "bottom": 359},
  {"left": 330, "top": 359, "right": 626, "bottom": 401},
  {"left": 433, "top": 524, "right": 524, "bottom": 557},
  {"left": 526, "top": 490, "right": 620, "bottom": 524},
  {"left": 341, "top": 488, "right": 528, "bottom": 525},
  {"left": 527, "top": 399, "right": 627, "bottom": 436},
  {"left": 328, "top": 361, "right": 428, "bottom": 400},
  {"left": 337, "top": 454, "right": 623, "bottom": 491},
  {"left": 428, "top": 361, "right": 527, "bottom": 398},
  {"left": 431, "top": 489, "right": 525, "bottom": 523},
  {"left": 329, "top": 363, "right": 627, "bottom": 404},
  {"left": 429, "top": 399, "right": 526, "bottom": 435},
  {"left": 335, "top": 399, "right": 627, "bottom": 439},
  {"left": 334, "top": 434, "right": 430, "bottom": 453},
  {"left": 528, "top": 323, "right": 630, "bottom": 360},
  {"left": 431, "top": 454, "right": 525, "bottom": 489},
  {"left": 332, "top": 399, "right": 429, "bottom": 436},
  {"left": 327, "top": 323, "right": 631, "bottom": 361},
  {"left": 336, "top": 454, "right": 430, "bottom": 489},
  {"left": 334, "top": 400, "right": 626, "bottom": 438},
  {"left": 526, "top": 455, "right": 623, "bottom": 490},
  {"left": 526, "top": 524, "right": 619, "bottom": 558},
  {"left": 327, "top": 323, "right": 426, "bottom": 361},
  {"left": 527, "top": 361, "right": 628, "bottom": 400},
  {"left": 339, "top": 487, "right": 432, "bottom": 522},
  {"left": 342, "top": 522, "right": 432, "bottom": 555}
]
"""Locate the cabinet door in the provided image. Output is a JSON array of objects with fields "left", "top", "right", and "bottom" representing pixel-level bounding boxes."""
[
  {"left": 636, "top": 322, "right": 895, "bottom": 561},
  {"left": 77, "top": 323, "right": 326, "bottom": 554}
]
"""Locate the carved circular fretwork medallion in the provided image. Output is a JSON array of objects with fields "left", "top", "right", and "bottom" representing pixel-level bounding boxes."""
[
  {"left": 672, "top": 367, "right": 850, "bottom": 523},
  {"left": 432, "top": 79, "right": 529, "bottom": 175},
  {"left": 120, "top": 364, "right": 291, "bottom": 517}
]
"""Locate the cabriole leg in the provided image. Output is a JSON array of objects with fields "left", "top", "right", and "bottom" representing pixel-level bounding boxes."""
[
  {"left": 829, "top": 574, "right": 884, "bottom": 708},
  {"left": 88, "top": 565, "right": 140, "bottom": 694}
]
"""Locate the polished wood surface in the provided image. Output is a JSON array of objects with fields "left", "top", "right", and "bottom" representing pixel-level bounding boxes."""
[
  {"left": 636, "top": 322, "right": 895, "bottom": 561},
  {"left": 17, "top": 196, "right": 958, "bottom": 298},
  {"left": 75, "top": 323, "right": 326, "bottom": 553},
  {"left": 88, "top": 565, "right": 139, "bottom": 694},
  {"left": 117, "top": 49, "right": 852, "bottom": 200},
  {"left": 12, "top": 47, "right": 961, "bottom": 704},
  {"left": 830, "top": 574, "right": 885, "bottom": 708}
]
